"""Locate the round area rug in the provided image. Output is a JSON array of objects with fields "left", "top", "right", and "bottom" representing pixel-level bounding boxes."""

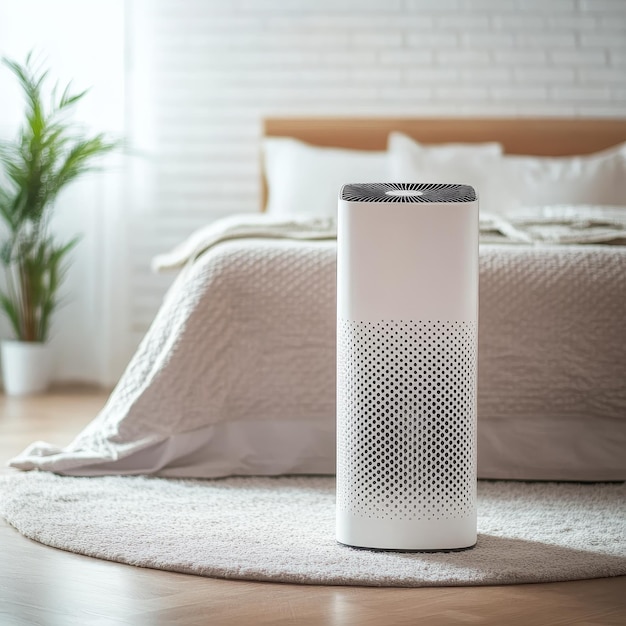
[{"left": 0, "top": 473, "right": 624, "bottom": 587}]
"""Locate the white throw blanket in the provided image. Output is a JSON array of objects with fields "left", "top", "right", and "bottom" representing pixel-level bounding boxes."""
[
  {"left": 153, "top": 206, "right": 626, "bottom": 272},
  {"left": 152, "top": 213, "right": 337, "bottom": 272},
  {"left": 478, "top": 205, "right": 626, "bottom": 245},
  {"left": 9, "top": 206, "right": 626, "bottom": 481}
]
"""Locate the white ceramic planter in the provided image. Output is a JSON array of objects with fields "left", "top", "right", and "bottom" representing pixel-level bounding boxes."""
[{"left": 1, "top": 340, "right": 52, "bottom": 396}]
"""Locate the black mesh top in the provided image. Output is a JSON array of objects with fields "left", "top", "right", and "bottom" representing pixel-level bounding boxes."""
[{"left": 340, "top": 182, "right": 477, "bottom": 203}]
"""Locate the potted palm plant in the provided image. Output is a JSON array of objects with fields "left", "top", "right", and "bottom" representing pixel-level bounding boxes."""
[{"left": 0, "top": 53, "right": 117, "bottom": 395}]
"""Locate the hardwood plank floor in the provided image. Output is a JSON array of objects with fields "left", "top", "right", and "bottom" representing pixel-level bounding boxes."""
[{"left": 1, "top": 389, "right": 625, "bottom": 626}]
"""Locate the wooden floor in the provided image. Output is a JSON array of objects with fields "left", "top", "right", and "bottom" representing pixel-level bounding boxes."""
[{"left": 1, "top": 390, "right": 624, "bottom": 626}]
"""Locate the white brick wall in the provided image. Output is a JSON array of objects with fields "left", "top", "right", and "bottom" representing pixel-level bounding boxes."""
[{"left": 124, "top": 0, "right": 626, "bottom": 360}]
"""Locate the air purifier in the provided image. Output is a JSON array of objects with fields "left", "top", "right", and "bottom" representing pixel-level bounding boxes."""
[{"left": 336, "top": 182, "right": 478, "bottom": 552}]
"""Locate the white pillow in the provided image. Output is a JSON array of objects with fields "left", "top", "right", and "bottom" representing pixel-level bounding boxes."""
[
  {"left": 263, "top": 137, "right": 389, "bottom": 218},
  {"left": 388, "top": 132, "right": 508, "bottom": 214},
  {"left": 502, "top": 143, "right": 626, "bottom": 211}
]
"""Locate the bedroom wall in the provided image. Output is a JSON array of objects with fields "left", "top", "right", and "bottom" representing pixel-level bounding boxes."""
[{"left": 125, "top": 0, "right": 625, "bottom": 373}]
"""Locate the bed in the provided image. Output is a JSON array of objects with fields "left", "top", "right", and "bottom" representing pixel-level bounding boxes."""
[{"left": 10, "top": 117, "right": 626, "bottom": 482}]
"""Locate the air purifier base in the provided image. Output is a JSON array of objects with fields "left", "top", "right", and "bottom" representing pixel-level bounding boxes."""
[
  {"left": 336, "top": 510, "right": 477, "bottom": 552},
  {"left": 336, "top": 541, "right": 477, "bottom": 554}
]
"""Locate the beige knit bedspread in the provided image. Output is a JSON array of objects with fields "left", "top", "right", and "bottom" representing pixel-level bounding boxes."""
[{"left": 11, "top": 212, "right": 626, "bottom": 480}]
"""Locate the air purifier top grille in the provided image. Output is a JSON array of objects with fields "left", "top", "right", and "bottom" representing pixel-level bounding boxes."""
[{"left": 340, "top": 182, "right": 476, "bottom": 203}]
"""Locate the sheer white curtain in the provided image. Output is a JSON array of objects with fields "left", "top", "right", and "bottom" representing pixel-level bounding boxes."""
[{"left": 0, "top": 0, "right": 126, "bottom": 385}]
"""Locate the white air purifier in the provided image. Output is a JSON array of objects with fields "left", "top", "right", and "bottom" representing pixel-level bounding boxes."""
[{"left": 336, "top": 182, "right": 478, "bottom": 552}]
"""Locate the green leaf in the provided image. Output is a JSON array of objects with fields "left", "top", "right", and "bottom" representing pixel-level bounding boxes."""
[
  {"left": 59, "top": 85, "right": 90, "bottom": 109},
  {"left": 0, "top": 290, "right": 21, "bottom": 339}
]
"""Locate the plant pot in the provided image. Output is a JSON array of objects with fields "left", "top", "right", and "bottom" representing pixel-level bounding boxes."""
[{"left": 1, "top": 340, "right": 52, "bottom": 396}]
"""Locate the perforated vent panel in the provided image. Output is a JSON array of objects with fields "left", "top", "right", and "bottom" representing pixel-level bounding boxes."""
[
  {"left": 337, "top": 320, "right": 477, "bottom": 521},
  {"left": 340, "top": 182, "right": 477, "bottom": 203}
]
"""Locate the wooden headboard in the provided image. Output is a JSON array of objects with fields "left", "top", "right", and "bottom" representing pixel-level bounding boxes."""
[{"left": 261, "top": 117, "right": 626, "bottom": 209}]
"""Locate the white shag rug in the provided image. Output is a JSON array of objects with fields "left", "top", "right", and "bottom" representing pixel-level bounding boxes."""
[{"left": 1, "top": 473, "right": 624, "bottom": 587}]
